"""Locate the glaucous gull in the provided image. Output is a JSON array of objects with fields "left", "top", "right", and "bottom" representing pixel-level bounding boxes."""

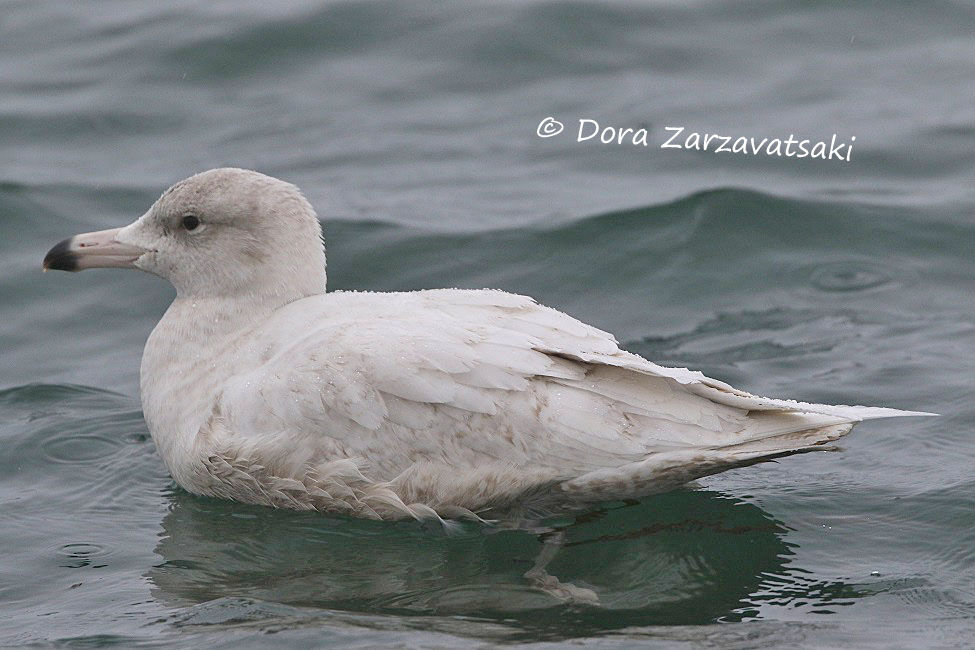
[{"left": 43, "top": 168, "right": 934, "bottom": 522}]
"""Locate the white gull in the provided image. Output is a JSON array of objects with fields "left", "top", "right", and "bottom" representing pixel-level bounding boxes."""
[{"left": 43, "top": 168, "right": 934, "bottom": 521}]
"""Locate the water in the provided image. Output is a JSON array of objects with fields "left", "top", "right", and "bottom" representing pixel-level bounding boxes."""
[{"left": 2, "top": 1, "right": 974, "bottom": 646}]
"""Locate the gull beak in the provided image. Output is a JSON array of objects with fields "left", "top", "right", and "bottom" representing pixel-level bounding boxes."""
[{"left": 43, "top": 227, "right": 148, "bottom": 272}]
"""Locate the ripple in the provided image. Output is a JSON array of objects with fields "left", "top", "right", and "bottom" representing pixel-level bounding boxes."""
[
  {"left": 58, "top": 542, "right": 110, "bottom": 568},
  {"left": 41, "top": 434, "right": 122, "bottom": 465},
  {"left": 629, "top": 307, "right": 864, "bottom": 371},
  {"left": 810, "top": 261, "right": 893, "bottom": 292}
]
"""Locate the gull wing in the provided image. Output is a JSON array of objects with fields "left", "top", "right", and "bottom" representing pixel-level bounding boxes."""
[{"left": 212, "top": 289, "right": 931, "bottom": 514}]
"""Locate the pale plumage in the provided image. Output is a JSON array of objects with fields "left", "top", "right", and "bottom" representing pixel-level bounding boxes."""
[{"left": 43, "top": 168, "right": 934, "bottom": 522}]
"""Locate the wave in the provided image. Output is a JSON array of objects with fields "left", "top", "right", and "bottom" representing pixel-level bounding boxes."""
[
  {"left": 323, "top": 187, "right": 961, "bottom": 298},
  {"left": 0, "top": 382, "right": 130, "bottom": 404}
]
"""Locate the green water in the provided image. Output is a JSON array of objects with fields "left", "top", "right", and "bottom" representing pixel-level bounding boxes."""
[{"left": 2, "top": 1, "right": 974, "bottom": 646}]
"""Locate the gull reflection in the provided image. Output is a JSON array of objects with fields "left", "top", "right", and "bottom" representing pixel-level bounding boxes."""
[{"left": 147, "top": 489, "right": 854, "bottom": 635}]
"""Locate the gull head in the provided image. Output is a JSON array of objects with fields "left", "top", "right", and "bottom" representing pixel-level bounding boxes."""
[{"left": 43, "top": 168, "right": 327, "bottom": 301}]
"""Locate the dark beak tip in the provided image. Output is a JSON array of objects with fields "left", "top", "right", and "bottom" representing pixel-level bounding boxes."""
[{"left": 43, "top": 237, "right": 79, "bottom": 272}]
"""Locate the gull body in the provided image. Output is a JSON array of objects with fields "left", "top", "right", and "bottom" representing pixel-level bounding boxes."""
[{"left": 44, "top": 169, "right": 933, "bottom": 520}]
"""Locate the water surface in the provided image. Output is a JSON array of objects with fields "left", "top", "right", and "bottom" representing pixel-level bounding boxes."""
[{"left": 2, "top": 1, "right": 973, "bottom": 646}]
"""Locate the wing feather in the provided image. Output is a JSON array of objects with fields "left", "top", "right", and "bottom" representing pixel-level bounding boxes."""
[{"left": 215, "top": 288, "right": 926, "bottom": 498}]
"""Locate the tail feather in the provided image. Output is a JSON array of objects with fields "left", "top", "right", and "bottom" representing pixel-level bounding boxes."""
[
  {"left": 559, "top": 421, "right": 858, "bottom": 503},
  {"left": 717, "top": 422, "right": 853, "bottom": 457}
]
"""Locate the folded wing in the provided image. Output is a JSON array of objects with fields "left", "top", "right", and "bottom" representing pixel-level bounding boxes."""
[{"left": 213, "top": 289, "right": 930, "bottom": 514}]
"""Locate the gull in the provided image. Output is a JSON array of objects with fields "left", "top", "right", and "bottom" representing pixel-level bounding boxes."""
[{"left": 43, "top": 168, "right": 934, "bottom": 523}]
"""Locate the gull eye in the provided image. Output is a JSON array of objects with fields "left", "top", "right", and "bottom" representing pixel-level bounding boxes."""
[{"left": 182, "top": 215, "right": 200, "bottom": 231}]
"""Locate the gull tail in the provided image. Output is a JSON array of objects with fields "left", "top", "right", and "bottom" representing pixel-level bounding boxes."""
[{"left": 559, "top": 403, "right": 936, "bottom": 503}]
